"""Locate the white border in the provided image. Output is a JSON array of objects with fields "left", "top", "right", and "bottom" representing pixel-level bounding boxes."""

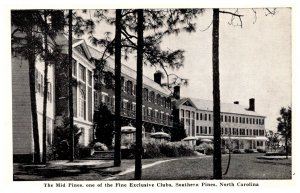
[{"left": 1, "top": 1, "right": 299, "bottom": 193}]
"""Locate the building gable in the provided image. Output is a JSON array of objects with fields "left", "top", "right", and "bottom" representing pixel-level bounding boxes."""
[{"left": 183, "top": 100, "right": 194, "bottom": 107}]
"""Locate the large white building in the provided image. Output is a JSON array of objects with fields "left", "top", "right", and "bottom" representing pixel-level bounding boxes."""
[
  {"left": 12, "top": 33, "right": 96, "bottom": 162},
  {"left": 175, "top": 97, "right": 267, "bottom": 151}
]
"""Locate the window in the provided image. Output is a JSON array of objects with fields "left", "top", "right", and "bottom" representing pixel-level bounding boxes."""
[
  {"left": 204, "top": 126, "right": 207, "bottom": 134},
  {"left": 162, "top": 97, "right": 166, "bottom": 107},
  {"left": 196, "top": 113, "right": 199, "bottom": 120},
  {"left": 186, "top": 110, "right": 190, "bottom": 118},
  {"left": 148, "top": 108, "right": 152, "bottom": 116},
  {"left": 133, "top": 85, "right": 136, "bottom": 96},
  {"left": 232, "top": 116, "right": 235, "bottom": 123},
  {"left": 228, "top": 116, "right": 231, "bottom": 122},
  {"left": 156, "top": 94, "right": 161, "bottom": 105},
  {"left": 88, "top": 70, "right": 92, "bottom": 86},
  {"left": 236, "top": 117, "right": 238, "bottom": 123},
  {"left": 35, "top": 69, "right": 44, "bottom": 95},
  {"left": 196, "top": 126, "right": 199, "bottom": 134},
  {"left": 204, "top": 114, "right": 207, "bottom": 121},
  {"left": 123, "top": 100, "right": 127, "bottom": 110},
  {"left": 79, "top": 64, "right": 86, "bottom": 82},
  {"left": 192, "top": 112, "right": 195, "bottom": 119},
  {"left": 225, "top": 128, "right": 228, "bottom": 135},
  {"left": 72, "top": 59, "right": 77, "bottom": 77},
  {"left": 200, "top": 113, "right": 203, "bottom": 120},
  {"left": 259, "top": 130, "right": 265, "bottom": 136},
  {"left": 221, "top": 115, "right": 223, "bottom": 122},
  {"left": 209, "top": 114, "right": 211, "bottom": 121},
  {"left": 181, "top": 109, "right": 185, "bottom": 118},
  {"left": 240, "top": 129, "right": 245, "bottom": 135},
  {"left": 149, "top": 91, "right": 155, "bottom": 102},
  {"left": 79, "top": 89, "right": 86, "bottom": 119},
  {"left": 225, "top": 115, "right": 227, "bottom": 122},
  {"left": 47, "top": 82, "right": 52, "bottom": 102},
  {"left": 143, "top": 88, "right": 149, "bottom": 101},
  {"left": 209, "top": 127, "right": 212, "bottom": 134},
  {"left": 127, "top": 81, "right": 133, "bottom": 95},
  {"left": 200, "top": 126, "right": 203, "bottom": 134}
]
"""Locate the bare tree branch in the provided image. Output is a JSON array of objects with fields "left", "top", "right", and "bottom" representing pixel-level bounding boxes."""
[
  {"left": 251, "top": 8, "right": 257, "bottom": 24},
  {"left": 200, "top": 20, "right": 213, "bottom": 32},
  {"left": 265, "top": 8, "right": 277, "bottom": 16}
]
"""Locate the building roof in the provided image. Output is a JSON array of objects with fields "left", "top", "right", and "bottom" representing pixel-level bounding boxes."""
[
  {"left": 177, "top": 97, "right": 265, "bottom": 117},
  {"left": 88, "top": 45, "right": 171, "bottom": 96}
]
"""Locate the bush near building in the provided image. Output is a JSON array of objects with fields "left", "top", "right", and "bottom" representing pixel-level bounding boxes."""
[{"left": 122, "top": 140, "right": 196, "bottom": 159}]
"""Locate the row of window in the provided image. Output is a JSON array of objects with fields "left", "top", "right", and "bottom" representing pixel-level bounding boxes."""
[
  {"left": 72, "top": 59, "right": 93, "bottom": 86},
  {"left": 72, "top": 59, "right": 93, "bottom": 121},
  {"left": 97, "top": 70, "right": 172, "bottom": 109},
  {"left": 195, "top": 126, "right": 265, "bottom": 136},
  {"left": 95, "top": 92, "right": 173, "bottom": 122},
  {"left": 35, "top": 69, "right": 52, "bottom": 102},
  {"left": 181, "top": 109, "right": 264, "bottom": 125}
]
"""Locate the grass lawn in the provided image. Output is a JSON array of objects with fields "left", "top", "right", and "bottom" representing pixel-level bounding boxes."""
[{"left": 116, "top": 153, "right": 292, "bottom": 180}]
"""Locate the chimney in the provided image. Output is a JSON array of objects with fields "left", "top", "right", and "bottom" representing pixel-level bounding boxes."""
[
  {"left": 154, "top": 71, "right": 162, "bottom": 85},
  {"left": 249, "top": 98, "right": 255, "bottom": 111},
  {"left": 174, "top": 86, "right": 180, "bottom": 99},
  {"left": 234, "top": 101, "right": 239, "bottom": 104}
]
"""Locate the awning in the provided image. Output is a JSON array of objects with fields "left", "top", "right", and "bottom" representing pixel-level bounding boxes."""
[
  {"left": 182, "top": 136, "right": 198, "bottom": 141},
  {"left": 150, "top": 132, "right": 171, "bottom": 139},
  {"left": 121, "top": 126, "right": 136, "bottom": 133}
]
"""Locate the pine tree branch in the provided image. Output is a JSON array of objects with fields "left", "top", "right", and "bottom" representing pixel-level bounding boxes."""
[{"left": 121, "top": 30, "right": 137, "bottom": 47}]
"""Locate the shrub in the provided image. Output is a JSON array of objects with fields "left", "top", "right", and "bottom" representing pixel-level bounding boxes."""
[
  {"left": 175, "top": 142, "right": 195, "bottom": 156},
  {"left": 159, "top": 142, "right": 179, "bottom": 157},
  {"left": 232, "top": 149, "right": 242, "bottom": 154},
  {"left": 78, "top": 146, "right": 93, "bottom": 158},
  {"left": 93, "top": 142, "right": 108, "bottom": 151},
  {"left": 244, "top": 149, "right": 254, "bottom": 153},
  {"left": 143, "top": 140, "right": 162, "bottom": 158},
  {"left": 221, "top": 148, "right": 229, "bottom": 154},
  {"left": 257, "top": 148, "right": 266, "bottom": 153},
  {"left": 46, "top": 145, "right": 57, "bottom": 161},
  {"left": 196, "top": 143, "right": 214, "bottom": 155},
  {"left": 53, "top": 116, "right": 81, "bottom": 160}
]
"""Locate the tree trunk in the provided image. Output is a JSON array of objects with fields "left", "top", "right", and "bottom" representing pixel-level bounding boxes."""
[
  {"left": 28, "top": 29, "right": 41, "bottom": 164},
  {"left": 68, "top": 9, "right": 75, "bottom": 162},
  {"left": 135, "top": 9, "right": 144, "bottom": 180},
  {"left": 42, "top": 12, "right": 49, "bottom": 163},
  {"left": 114, "top": 9, "right": 122, "bottom": 167},
  {"left": 212, "top": 8, "right": 222, "bottom": 179}
]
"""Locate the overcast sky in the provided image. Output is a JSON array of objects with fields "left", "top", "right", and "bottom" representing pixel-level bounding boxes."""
[
  {"left": 158, "top": 8, "right": 292, "bottom": 131},
  {"left": 86, "top": 8, "right": 291, "bottom": 131}
]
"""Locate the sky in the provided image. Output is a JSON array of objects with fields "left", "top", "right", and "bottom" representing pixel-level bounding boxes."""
[{"left": 84, "top": 8, "right": 291, "bottom": 131}]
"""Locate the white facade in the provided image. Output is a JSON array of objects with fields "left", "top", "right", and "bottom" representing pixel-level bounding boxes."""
[
  {"left": 72, "top": 45, "right": 95, "bottom": 146},
  {"left": 12, "top": 54, "right": 55, "bottom": 158},
  {"left": 177, "top": 98, "right": 267, "bottom": 151}
]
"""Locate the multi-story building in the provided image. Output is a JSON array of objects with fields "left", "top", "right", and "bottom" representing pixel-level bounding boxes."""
[
  {"left": 12, "top": 33, "right": 174, "bottom": 162},
  {"left": 12, "top": 33, "right": 96, "bottom": 162},
  {"left": 89, "top": 46, "right": 174, "bottom": 135},
  {"left": 12, "top": 39, "right": 56, "bottom": 162},
  {"left": 175, "top": 97, "right": 267, "bottom": 151},
  {"left": 54, "top": 36, "right": 95, "bottom": 147}
]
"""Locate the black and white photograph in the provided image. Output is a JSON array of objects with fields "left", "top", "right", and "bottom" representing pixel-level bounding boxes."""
[{"left": 0, "top": 0, "right": 298, "bottom": 192}]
